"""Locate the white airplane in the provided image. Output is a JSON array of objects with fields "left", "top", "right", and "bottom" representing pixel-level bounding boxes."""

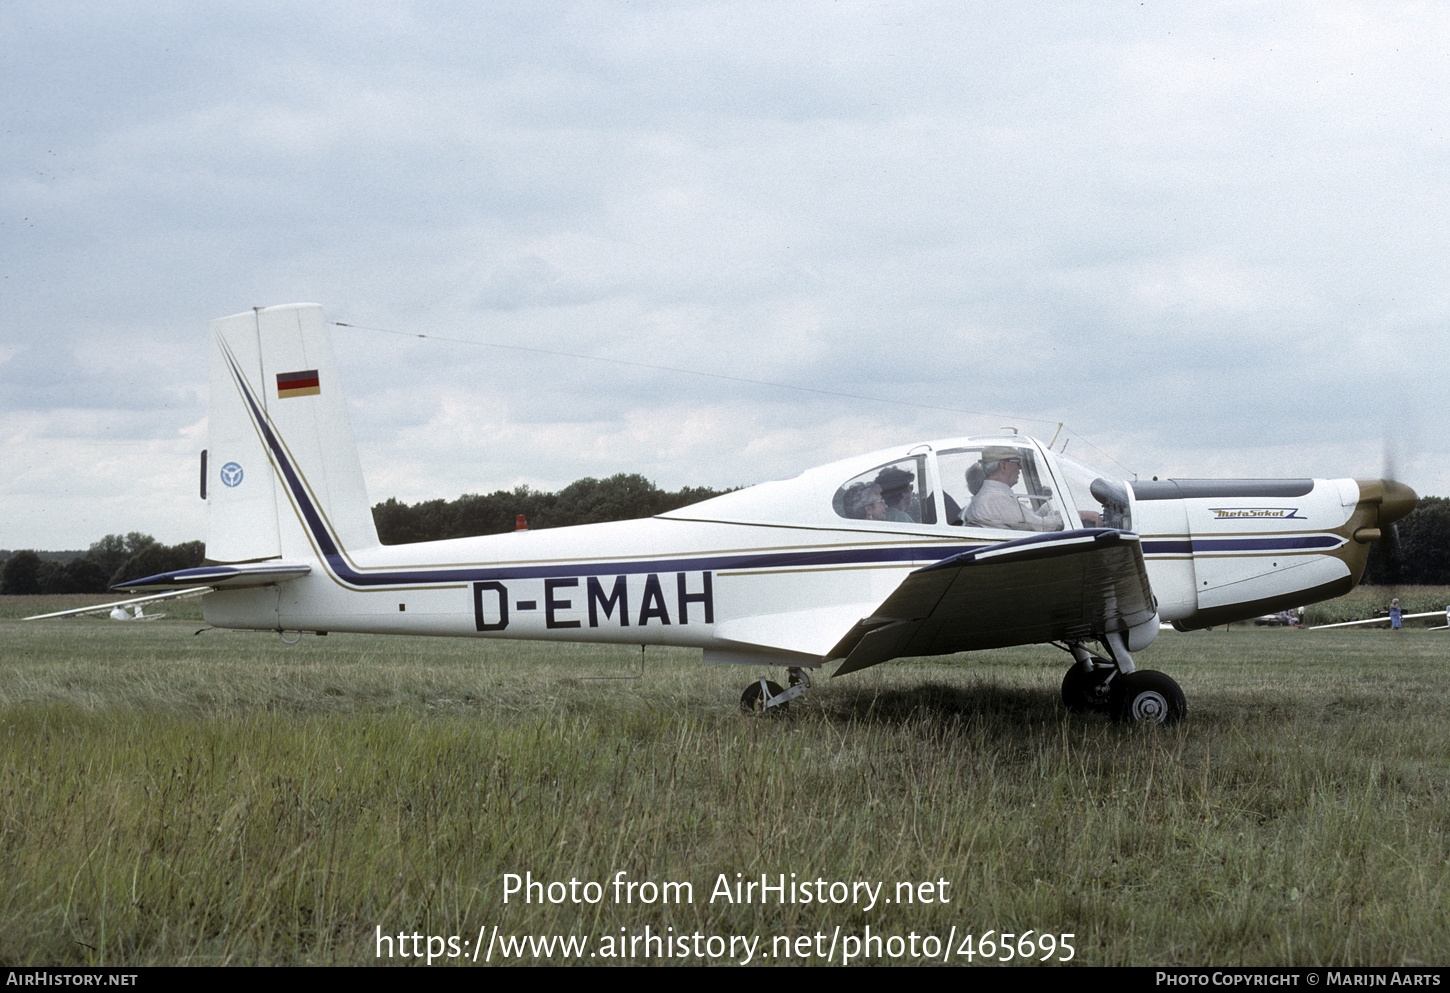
[{"left": 30, "top": 304, "right": 1418, "bottom": 724}]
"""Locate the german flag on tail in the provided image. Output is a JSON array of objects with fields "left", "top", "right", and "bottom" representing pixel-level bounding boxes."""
[{"left": 277, "top": 369, "right": 320, "bottom": 398}]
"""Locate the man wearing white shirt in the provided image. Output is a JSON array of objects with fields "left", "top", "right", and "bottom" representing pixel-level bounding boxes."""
[{"left": 966, "top": 447, "right": 1063, "bottom": 532}]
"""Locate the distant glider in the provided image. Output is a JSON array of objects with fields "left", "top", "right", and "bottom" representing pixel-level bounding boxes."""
[
  {"left": 27, "top": 588, "right": 205, "bottom": 622},
  {"left": 31, "top": 304, "right": 1418, "bottom": 724},
  {"left": 1309, "top": 611, "right": 1446, "bottom": 630}
]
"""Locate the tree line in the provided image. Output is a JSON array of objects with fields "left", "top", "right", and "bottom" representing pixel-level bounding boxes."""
[
  {"left": 1363, "top": 495, "right": 1450, "bottom": 586},
  {"left": 1, "top": 474, "right": 728, "bottom": 594},
  {"left": 1, "top": 533, "right": 205, "bottom": 595},
  {"left": 371, "top": 473, "right": 730, "bottom": 545},
  {"left": 7, "top": 486, "right": 1450, "bottom": 594}
]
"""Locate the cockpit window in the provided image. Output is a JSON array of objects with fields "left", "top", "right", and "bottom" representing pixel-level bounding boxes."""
[
  {"left": 832, "top": 456, "right": 936, "bottom": 524},
  {"left": 1053, "top": 452, "right": 1132, "bottom": 531},
  {"left": 937, "top": 445, "right": 1064, "bottom": 532}
]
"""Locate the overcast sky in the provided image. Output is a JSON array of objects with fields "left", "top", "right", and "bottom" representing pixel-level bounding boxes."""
[{"left": 4, "top": 1, "right": 1447, "bottom": 550}]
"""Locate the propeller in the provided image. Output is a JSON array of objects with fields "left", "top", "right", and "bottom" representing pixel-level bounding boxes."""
[
  {"left": 1353, "top": 437, "right": 1418, "bottom": 599},
  {"left": 1381, "top": 442, "right": 1412, "bottom": 589}
]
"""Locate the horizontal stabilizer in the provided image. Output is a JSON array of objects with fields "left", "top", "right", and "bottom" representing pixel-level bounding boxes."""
[
  {"left": 111, "top": 561, "right": 312, "bottom": 593},
  {"left": 827, "top": 529, "right": 1157, "bottom": 676}
]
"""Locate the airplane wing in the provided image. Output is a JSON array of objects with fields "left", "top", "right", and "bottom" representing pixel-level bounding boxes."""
[
  {"left": 25, "top": 561, "right": 313, "bottom": 621},
  {"left": 826, "top": 529, "right": 1156, "bottom": 676},
  {"left": 1308, "top": 611, "right": 1446, "bottom": 630}
]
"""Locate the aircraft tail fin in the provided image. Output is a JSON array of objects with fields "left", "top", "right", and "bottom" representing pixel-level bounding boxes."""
[{"left": 206, "top": 304, "right": 380, "bottom": 563}]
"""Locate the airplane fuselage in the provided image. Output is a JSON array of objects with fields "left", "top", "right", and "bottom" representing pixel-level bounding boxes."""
[{"left": 203, "top": 436, "right": 1389, "bottom": 665}]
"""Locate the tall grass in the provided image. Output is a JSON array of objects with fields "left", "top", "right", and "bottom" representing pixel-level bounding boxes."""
[{"left": 0, "top": 619, "right": 1446, "bottom": 965}]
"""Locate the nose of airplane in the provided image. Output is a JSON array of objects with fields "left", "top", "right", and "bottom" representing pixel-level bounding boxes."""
[{"left": 1352, "top": 478, "right": 1418, "bottom": 542}]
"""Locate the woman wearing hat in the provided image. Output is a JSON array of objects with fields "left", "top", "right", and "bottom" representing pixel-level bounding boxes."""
[{"left": 874, "top": 465, "right": 917, "bottom": 523}]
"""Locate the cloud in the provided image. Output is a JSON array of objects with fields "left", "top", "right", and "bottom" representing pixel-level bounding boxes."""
[{"left": 2, "top": 1, "right": 1449, "bottom": 548}]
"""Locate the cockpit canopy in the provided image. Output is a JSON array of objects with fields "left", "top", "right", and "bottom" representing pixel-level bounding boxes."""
[{"left": 668, "top": 437, "right": 1133, "bottom": 535}]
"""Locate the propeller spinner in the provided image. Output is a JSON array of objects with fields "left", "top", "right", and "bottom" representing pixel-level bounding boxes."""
[{"left": 1351, "top": 478, "right": 1418, "bottom": 544}]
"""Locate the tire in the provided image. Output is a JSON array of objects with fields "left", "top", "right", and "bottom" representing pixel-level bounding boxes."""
[
  {"left": 1061, "top": 664, "right": 1114, "bottom": 713},
  {"left": 1111, "top": 670, "right": 1186, "bottom": 725},
  {"left": 740, "top": 680, "right": 786, "bottom": 714}
]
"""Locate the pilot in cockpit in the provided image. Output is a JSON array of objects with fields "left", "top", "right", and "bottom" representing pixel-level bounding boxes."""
[{"left": 965, "top": 447, "right": 1064, "bottom": 532}]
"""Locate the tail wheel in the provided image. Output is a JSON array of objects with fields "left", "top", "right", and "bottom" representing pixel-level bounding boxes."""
[
  {"left": 740, "top": 679, "right": 786, "bottom": 714},
  {"left": 1111, "top": 670, "right": 1186, "bottom": 725}
]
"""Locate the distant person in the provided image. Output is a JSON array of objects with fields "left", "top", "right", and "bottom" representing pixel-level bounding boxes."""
[
  {"left": 1390, "top": 597, "right": 1402, "bottom": 630},
  {"left": 965, "top": 448, "right": 1062, "bottom": 531}
]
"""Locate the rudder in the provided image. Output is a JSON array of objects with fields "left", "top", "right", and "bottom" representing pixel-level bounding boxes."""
[{"left": 206, "top": 304, "right": 379, "bottom": 563}]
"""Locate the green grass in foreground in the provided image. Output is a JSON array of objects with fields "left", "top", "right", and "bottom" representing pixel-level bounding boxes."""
[{"left": 0, "top": 619, "right": 1447, "bottom": 966}]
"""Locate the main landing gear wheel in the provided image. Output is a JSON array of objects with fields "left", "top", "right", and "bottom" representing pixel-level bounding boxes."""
[
  {"left": 1111, "top": 670, "right": 1186, "bottom": 726},
  {"left": 1061, "top": 664, "right": 1114, "bottom": 714},
  {"left": 740, "top": 679, "right": 786, "bottom": 714}
]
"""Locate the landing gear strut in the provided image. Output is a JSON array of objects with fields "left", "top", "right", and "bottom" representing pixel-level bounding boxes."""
[{"left": 1064, "top": 634, "right": 1185, "bottom": 725}]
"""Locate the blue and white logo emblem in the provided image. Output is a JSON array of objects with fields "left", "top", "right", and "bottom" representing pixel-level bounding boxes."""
[{"left": 220, "top": 462, "right": 244, "bottom": 488}]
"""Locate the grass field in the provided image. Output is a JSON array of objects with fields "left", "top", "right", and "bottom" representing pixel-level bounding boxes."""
[{"left": 1, "top": 610, "right": 1447, "bottom": 966}]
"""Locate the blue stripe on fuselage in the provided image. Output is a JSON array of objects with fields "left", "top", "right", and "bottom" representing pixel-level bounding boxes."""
[{"left": 1142, "top": 535, "right": 1343, "bottom": 556}]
